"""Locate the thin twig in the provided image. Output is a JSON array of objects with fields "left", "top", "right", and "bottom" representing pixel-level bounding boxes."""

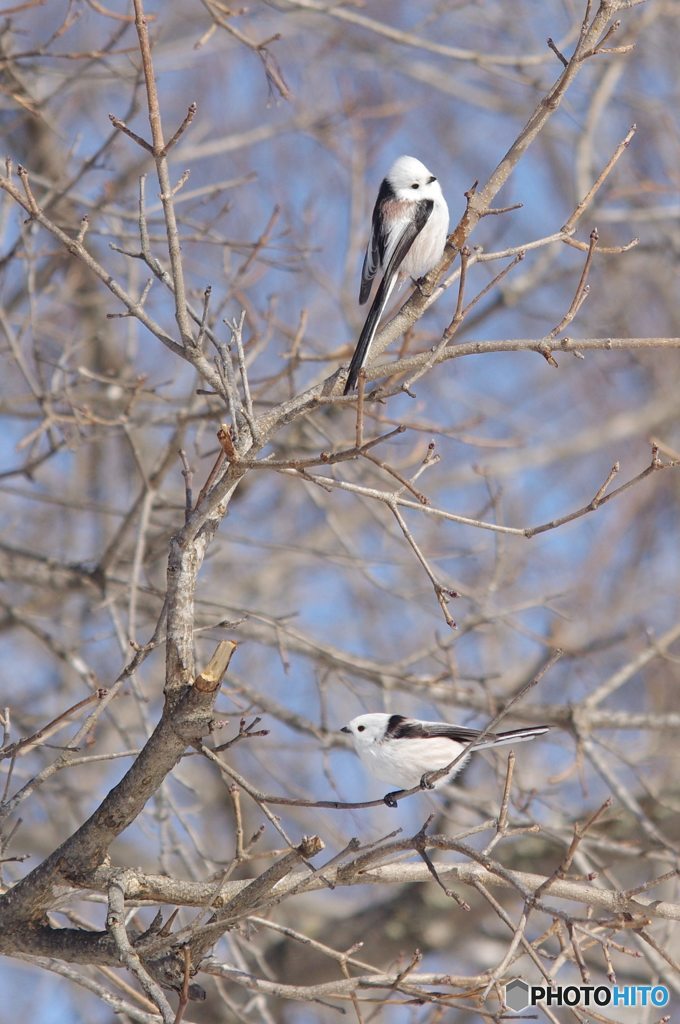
[
  {"left": 547, "top": 36, "right": 569, "bottom": 66},
  {"left": 563, "top": 124, "right": 637, "bottom": 234},
  {"left": 163, "top": 102, "right": 197, "bottom": 156},
  {"left": 545, "top": 227, "right": 599, "bottom": 345},
  {"left": 108, "top": 113, "right": 153, "bottom": 153},
  {"left": 389, "top": 501, "right": 458, "bottom": 628},
  {"left": 412, "top": 816, "right": 471, "bottom": 910}
]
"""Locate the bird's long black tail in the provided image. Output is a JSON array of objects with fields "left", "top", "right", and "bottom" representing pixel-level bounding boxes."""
[
  {"left": 475, "top": 725, "right": 549, "bottom": 750},
  {"left": 343, "top": 271, "right": 397, "bottom": 394}
]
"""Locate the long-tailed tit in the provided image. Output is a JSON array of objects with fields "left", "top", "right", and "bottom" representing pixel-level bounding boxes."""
[
  {"left": 341, "top": 713, "right": 549, "bottom": 806},
  {"left": 344, "top": 155, "right": 449, "bottom": 395}
]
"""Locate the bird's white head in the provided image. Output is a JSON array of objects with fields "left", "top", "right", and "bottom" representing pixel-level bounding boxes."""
[
  {"left": 386, "top": 155, "right": 442, "bottom": 201},
  {"left": 341, "top": 713, "right": 390, "bottom": 751}
]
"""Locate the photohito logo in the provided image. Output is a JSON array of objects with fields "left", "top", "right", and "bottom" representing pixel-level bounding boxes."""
[{"left": 504, "top": 978, "right": 669, "bottom": 1012}]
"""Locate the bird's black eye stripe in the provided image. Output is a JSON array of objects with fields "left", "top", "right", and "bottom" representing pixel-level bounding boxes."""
[
  {"left": 357, "top": 725, "right": 365, "bottom": 732},
  {"left": 428, "top": 175, "right": 436, "bottom": 184}
]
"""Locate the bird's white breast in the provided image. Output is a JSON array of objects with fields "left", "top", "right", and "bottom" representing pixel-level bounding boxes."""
[
  {"left": 400, "top": 206, "right": 448, "bottom": 280},
  {"left": 359, "top": 735, "right": 469, "bottom": 790}
]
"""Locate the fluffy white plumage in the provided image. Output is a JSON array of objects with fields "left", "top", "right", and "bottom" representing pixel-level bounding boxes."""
[
  {"left": 341, "top": 713, "right": 549, "bottom": 797},
  {"left": 364, "top": 155, "right": 449, "bottom": 284},
  {"left": 344, "top": 155, "right": 449, "bottom": 393}
]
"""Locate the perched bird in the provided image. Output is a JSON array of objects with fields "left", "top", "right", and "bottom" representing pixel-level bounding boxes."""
[
  {"left": 344, "top": 155, "right": 449, "bottom": 394},
  {"left": 341, "top": 713, "right": 549, "bottom": 806}
]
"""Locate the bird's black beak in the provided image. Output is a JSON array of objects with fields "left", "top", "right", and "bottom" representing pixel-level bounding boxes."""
[{"left": 340, "top": 726, "right": 350, "bottom": 734}]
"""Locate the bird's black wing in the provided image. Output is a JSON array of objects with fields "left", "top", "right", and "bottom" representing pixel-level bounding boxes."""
[
  {"left": 344, "top": 199, "right": 433, "bottom": 395},
  {"left": 385, "top": 715, "right": 549, "bottom": 747},
  {"left": 359, "top": 177, "right": 395, "bottom": 305},
  {"left": 384, "top": 714, "right": 484, "bottom": 743}
]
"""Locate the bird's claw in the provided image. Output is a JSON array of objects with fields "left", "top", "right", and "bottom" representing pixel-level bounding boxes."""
[
  {"left": 413, "top": 275, "right": 433, "bottom": 298},
  {"left": 419, "top": 772, "right": 435, "bottom": 790},
  {"left": 383, "top": 790, "right": 401, "bottom": 808}
]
